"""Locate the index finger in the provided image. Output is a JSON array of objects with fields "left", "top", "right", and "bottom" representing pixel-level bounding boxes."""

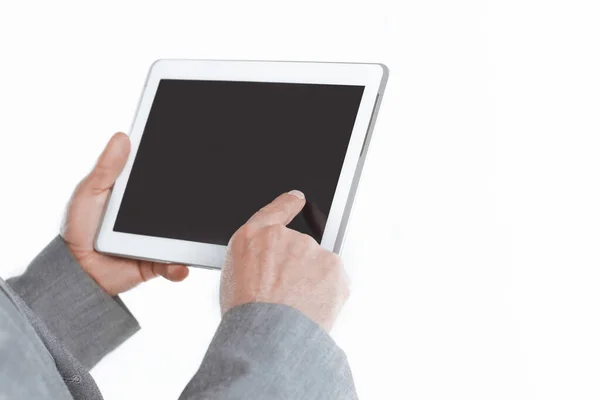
[{"left": 247, "top": 190, "right": 306, "bottom": 229}]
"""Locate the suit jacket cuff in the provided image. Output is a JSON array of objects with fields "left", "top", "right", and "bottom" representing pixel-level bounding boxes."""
[
  {"left": 180, "top": 302, "right": 358, "bottom": 400},
  {"left": 7, "top": 235, "right": 140, "bottom": 370}
]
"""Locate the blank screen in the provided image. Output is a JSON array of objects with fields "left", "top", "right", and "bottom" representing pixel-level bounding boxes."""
[{"left": 114, "top": 79, "right": 365, "bottom": 245}]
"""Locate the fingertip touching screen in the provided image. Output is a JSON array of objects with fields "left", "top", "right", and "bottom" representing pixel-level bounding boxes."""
[{"left": 114, "top": 79, "right": 365, "bottom": 245}]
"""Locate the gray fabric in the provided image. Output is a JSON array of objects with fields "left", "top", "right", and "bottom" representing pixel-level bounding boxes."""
[
  {"left": 0, "top": 236, "right": 358, "bottom": 400},
  {"left": 7, "top": 236, "right": 140, "bottom": 370},
  {"left": 2, "top": 236, "right": 140, "bottom": 399},
  {"left": 0, "top": 281, "right": 73, "bottom": 399},
  {"left": 180, "top": 302, "right": 358, "bottom": 400}
]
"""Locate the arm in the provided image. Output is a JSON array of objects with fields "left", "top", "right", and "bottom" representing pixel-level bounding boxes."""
[
  {"left": 1, "top": 279, "right": 75, "bottom": 399},
  {"left": 5, "top": 132, "right": 189, "bottom": 370},
  {"left": 181, "top": 191, "right": 357, "bottom": 399},
  {"left": 180, "top": 303, "right": 357, "bottom": 400},
  {"left": 7, "top": 236, "right": 139, "bottom": 370}
]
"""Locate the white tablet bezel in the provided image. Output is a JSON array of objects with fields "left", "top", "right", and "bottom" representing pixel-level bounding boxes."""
[{"left": 95, "top": 59, "right": 388, "bottom": 268}]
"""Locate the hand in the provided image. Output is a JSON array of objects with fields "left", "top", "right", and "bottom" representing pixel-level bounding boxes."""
[
  {"left": 61, "top": 132, "right": 189, "bottom": 296},
  {"left": 220, "top": 190, "right": 350, "bottom": 332}
]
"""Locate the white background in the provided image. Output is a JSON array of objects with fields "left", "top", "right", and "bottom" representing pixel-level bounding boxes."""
[{"left": 0, "top": 1, "right": 599, "bottom": 399}]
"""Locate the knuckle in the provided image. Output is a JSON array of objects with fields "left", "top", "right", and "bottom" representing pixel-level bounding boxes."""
[
  {"left": 234, "top": 225, "right": 253, "bottom": 241},
  {"left": 324, "top": 251, "right": 342, "bottom": 268},
  {"left": 290, "top": 233, "right": 316, "bottom": 256},
  {"left": 261, "top": 205, "right": 280, "bottom": 216},
  {"left": 267, "top": 208, "right": 288, "bottom": 225},
  {"left": 261, "top": 224, "right": 285, "bottom": 245},
  {"left": 268, "top": 223, "right": 285, "bottom": 235},
  {"left": 258, "top": 204, "right": 272, "bottom": 213},
  {"left": 299, "top": 233, "right": 317, "bottom": 248}
]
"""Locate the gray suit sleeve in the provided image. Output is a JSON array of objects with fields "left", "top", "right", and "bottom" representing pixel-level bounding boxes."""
[
  {"left": 0, "top": 283, "right": 74, "bottom": 400},
  {"left": 179, "top": 302, "right": 358, "bottom": 400},
  {"left": 7, "top": 235, "right": 140, "bottom": 370}
]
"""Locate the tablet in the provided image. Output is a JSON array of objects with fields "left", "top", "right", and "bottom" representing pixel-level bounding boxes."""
[{"left": 95, "top": 59, "right": 388, "bottom": 269}]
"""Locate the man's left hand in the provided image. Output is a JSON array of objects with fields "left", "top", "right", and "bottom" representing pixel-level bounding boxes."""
[{"left": 61, "top": 132, "right": 189, "bottom": 296}]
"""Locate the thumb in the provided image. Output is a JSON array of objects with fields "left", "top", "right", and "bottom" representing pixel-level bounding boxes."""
[{"left": 85, "top": 132, "right": 130, "bottom": 192}]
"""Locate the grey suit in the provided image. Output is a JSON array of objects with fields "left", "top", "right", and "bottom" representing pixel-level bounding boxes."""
[{"left": 0, "top": 236, "right": 357, "bottom": 399}]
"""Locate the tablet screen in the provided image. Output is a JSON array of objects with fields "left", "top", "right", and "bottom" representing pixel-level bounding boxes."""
[{"left": 114, "top": 79, "right": 365, "bottom": 245}]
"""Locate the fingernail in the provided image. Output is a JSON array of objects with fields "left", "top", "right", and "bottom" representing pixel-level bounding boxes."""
[{"left": 288, "top": 190, "right": 305, "bottom": 200}]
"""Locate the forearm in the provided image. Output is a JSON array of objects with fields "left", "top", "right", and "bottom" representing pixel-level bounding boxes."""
[
  {"left": 7, "top": 236, "right": 140, "bottom": 370},
  {"left": 179, "top": 302, "right": 358, "bottom": 400}
]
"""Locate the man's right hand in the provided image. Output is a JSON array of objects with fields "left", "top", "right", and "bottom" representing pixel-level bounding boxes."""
[{"left": 220, "top": 190, "right": 350, "bottom": 332}]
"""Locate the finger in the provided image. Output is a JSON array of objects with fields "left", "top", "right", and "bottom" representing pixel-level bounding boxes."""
[
  {"left": 163, "top": 264, "right": 190, "bottom": 282},
  {"left": 85, "top": 132, "right": 130, "bottom": 193},
  {"left": 150, "top": 263, "right": 189, "bottom": 282},
  {"left": 139, "top": 261, "right": 160, "bottom": 282},
  {"left": 247, "top": 190, "right": 306, "bottom": 229}
]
